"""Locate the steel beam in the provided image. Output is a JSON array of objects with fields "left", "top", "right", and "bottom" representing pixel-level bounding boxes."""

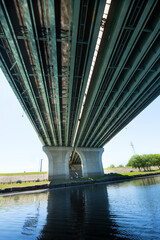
[
  {"left": 1, "top": 0, "right": 159, "bottom": 150},
  {"left": 91, "top": 52, "right": 160, "bottom": 147},
  {"left": 48, "top": 0, "right": 62, "bottom": 145},
  {"left": 74, "top": 0, "right": 132, "bottom": 147},
  {"left": 71, "top": 0, "right": 106, "bottom": 146},
  {"left": 97, "top": 77, "right": 160, "bottom": 147},
  {"left": 21, "top": 0, "right": 58, "bottom": 146},
  {"left": 65, "top": 0, "right": 81, "bottom": 146},
  {"left": 83, "top": 14, "right": 160, "bottom": 146},
  {"left": 0, "top": 54, "right": 45, "bottom": 145},
  {"left": 0, "top": 1, "right": 51, "bottom": 145}
]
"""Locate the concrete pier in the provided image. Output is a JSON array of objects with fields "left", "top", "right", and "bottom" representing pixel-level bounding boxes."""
[
  {"left": 43, "top": 146, "right": 104, "bottom": 181},
  {"left": 76, "top": 148, "right": 104, "bottom": 177},
  {"left": 43, "top": 147, "right": 73, "bottom": 181}
]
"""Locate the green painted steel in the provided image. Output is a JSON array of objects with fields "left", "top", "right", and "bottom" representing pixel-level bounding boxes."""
[
  {"left": 0, "top": 0, "right": 159, "bottom": 160},
  {"left": 81, "top": 8, "right": 160, "bottom": 147},
  {"left": 21, "top": 0, "right": 58, "bottom": 146},
  {"left": 75, "top": 0, "right": 160, "bottom": 148},
  {"left": 0, "top": 54, "right": 45, "bottom": 145},
  {"left": 98, "top": 77, "right": 160, "bottom": 147},
  {"left": 64, "top": 0, "right": 72, "bottom": 146},
  {"left": 48, "top": 0, "right": 62, "bottom": 145},
  {"left": 71, "top": 0, "right": 106, "bottom": 146},
  {"left": 92, "top": 59, "right": 160, "bottom": 147},
  {"left": 65, "top": 0, "right": 81, "bottom": 146},
  {"left": 0, "top": 1, "right": 51, "bottom": 145},
  {"left": 74, "top": 0, "right": 133, "bottom": 147}
]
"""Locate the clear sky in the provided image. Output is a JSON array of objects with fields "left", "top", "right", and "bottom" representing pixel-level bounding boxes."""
[{"left": 0, "top": 69, "right": 160, "bottom": 173}]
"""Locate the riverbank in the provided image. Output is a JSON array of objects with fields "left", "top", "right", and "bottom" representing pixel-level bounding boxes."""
[
  {"left": 0, "top": 172, "right": 48, "bottom": 183},
  {"left": 1, "top": 170, "right": 160, "bottom": 195},
  {"left": 0, "top": 181, "right": 49, "bottom": 194},
  {"left": 49, "top": 171, "right": 160, "bottom": 189}
]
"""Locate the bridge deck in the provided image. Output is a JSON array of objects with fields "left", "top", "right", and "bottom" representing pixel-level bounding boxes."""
[{"left": 0, "top": 0, "right": 160, "bottom": 161}]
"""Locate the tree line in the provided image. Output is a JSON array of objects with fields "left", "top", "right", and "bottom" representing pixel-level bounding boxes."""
[{"left": 127, "top": 154, "right": 160, "bottom": 171}]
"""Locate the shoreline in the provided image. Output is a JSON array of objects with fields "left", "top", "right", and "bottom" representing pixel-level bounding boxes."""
[
  {"left": 49, "top": 172, "right": 160, "bottom": 189},
  {"left": 0, "top": 172, "right": 160, "bottom": 196}
]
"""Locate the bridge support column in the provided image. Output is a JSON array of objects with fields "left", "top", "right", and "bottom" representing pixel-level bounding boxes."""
[
  {"left": 76, "top": 148, "right": 104, "bottom": 177},
  {"left": 43, "top": 146, "right": 73, "bottom": 181}
]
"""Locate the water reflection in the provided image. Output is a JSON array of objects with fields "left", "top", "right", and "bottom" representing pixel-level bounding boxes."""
[
  {"left": 107, "top": 176, "right": 160, "bottom": 240},
  {"left": 140, "top": 175, "right": 160, "bottom": 186},
  {"left": 21, "top": 202, "right": 40, "bottom": 236},
  {"left": 107, "top": 175, "right": 160, "bottom": 188},
  {"left": 0, "top": 192, "right": 48, "bottom": 240},
  {"left": 38, "top": 185, "right": 136, "bottom": 239},
  {"left": 0, "top": 176, "right": 159, "bottom": 239}
]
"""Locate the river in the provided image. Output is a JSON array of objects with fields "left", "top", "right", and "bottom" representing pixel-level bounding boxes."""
[{"left": 0, "top": 175, "right": 160, "bottom": 239}]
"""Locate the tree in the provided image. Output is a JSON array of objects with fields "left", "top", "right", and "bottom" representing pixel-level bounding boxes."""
[
  {"left": 142, "top": 155, "right": 152, "bottom": 171},
  {"left": 109, "top": 164, "right": 115, "bottom": 168},
  {"left": 151, "top": 154, "right": 160, "bottom": 169},
  {"left": 127, "top": 154, "right": 160, "bottom": 171},
  {"left": 127, "top": 155, "right": 143, "bottom": 171},
  {"left": 118, "top": 164, "right": 124, "bottom": 168}
]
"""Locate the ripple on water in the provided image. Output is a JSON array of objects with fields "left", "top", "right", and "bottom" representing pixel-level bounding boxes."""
[{"left": 0, "top": 176, "right": 160, "bottom": 239}]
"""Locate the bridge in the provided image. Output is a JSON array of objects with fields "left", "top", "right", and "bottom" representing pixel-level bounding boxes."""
[{"left": 0, "top": 0, "right": 160, "bottom": 180}]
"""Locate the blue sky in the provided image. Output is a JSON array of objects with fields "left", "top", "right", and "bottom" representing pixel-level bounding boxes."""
[{"left": 0, "top": 69, "right": 160, "bottom": 172}]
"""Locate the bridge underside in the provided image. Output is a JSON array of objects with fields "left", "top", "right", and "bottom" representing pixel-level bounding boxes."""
[{"left": 0, "top": 0, "right": 160, "bottom": 177}]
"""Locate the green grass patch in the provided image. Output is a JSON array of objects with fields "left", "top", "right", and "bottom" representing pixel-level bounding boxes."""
[
  {"left": 1, "top": 170, "right": 159, "bottom": 189},
  {"left": 50, "top": 174, "right": 120, "bottom": 184},
  {"left": 104, "top": 168, "right": 115, "bottom": 170},
  {"left": 104, "top": 167, "right": 126, "bottom": 170},
  {"left": 70, "top": 174, "right": 121, "bottom": 182},
  {"left": 0, "top": 172, "right": 47, "bottom": 176},
  {"left": 0, "top": 180, "right": 50, "bottom": 189},
  {"left": 70, "top": 170, "right": 160, "bottom": 182},
  {"left": 121, "top": 170, "right": 160, "bottom": 176}
]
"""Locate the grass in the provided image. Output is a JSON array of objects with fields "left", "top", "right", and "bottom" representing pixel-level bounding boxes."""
[
  {"left": 0, "top": 180, "right": 50, "bottom": 190},
  {"left": 0, "top": 170, "right": 160, "bottom": 190},
  {"left": 121, "top": 170, "right": 160, "bottom": 176},
  {"left": 0, "top": 172, "right": 47, "bottom": 176},
  {"left": 70, "top": 170, "right": 160, "bottom": 182},
  {"left": 70, "top": 174, "right": 118, "bottom": 181},
  {"left": 104, "top": 167, "right": 128, "bottom": 170},
  {"left": 104, "top": 167, "right": 115, "bottom": 170}
]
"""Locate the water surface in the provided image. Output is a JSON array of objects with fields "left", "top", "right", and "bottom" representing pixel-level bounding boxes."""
[{"left": 0, "top": 176, "right": 160, "bottom": 239}]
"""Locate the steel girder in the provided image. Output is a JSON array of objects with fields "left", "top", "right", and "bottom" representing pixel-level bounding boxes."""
[
  {"left": 80, "top": 0, "right": 160, "bottom": 147},
  {"left": 74, "top": 0, "right": 160, "bottom": 148},
  {"left": 65, "top": 0, "right": 81, "bottom": 146},
  {"left": 70, "top": 0, "right": 106, "bottom": 146},
  {"left": 86, "top": 19, "right": 160, "bottom": 147},
  {"left": 0, "top": 0, "right": 160, "bottom": 155},
  {"left": 0, "top": 1, "right": 51, "bottom": 145},
  {"left": 21, "top": 0, "right": 58, "bottom": 146},
  {"left": 97, "top": 76, "right": 160, "bottom": 147},
  {"left": 48, "top": 0, "right": 62, "bottom": 145},
  {"left": 93, "top": 63, "right": 160, "bottom": 147},
  {"left": 74, "top": 0, "right": 133, "bottom": 147},
  {"left": 0, "top": 53, "right": 45, "bottom": 145}
]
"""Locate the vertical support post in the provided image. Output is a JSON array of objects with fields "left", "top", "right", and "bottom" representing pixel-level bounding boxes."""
[
  {"left": 43, "top": 146, "right": 73, "bottom": 181},
  {"left": 40, "top": 159, "right": 43, "bottom": 172},
  {"left": 76, "top": 148, "right": 104, "bottom": 177}
]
